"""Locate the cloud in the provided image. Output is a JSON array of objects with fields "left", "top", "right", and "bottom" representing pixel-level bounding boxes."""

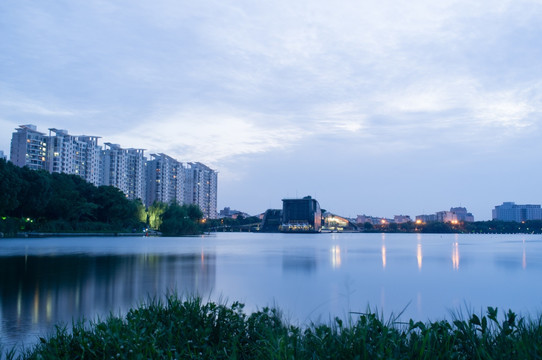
[
  {"left": 0, "top": 99, "right": 76, "bottom": 117},
  {"left": 109, "top": 107, "right": 305, "bottom": 165}
]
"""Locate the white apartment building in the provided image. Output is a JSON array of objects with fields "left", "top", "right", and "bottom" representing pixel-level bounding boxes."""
[
  {"left": 125, "top": 148, "right": 146, "bottom": 201},
  {"left": 101, "top": 143, "right": 146, "bottom": 200},
  {"left": 48, "top": 129, "right": 102, "bottom": 186},
  {"left": 185, "top": 162, "right": 218, "bottom": 219},
  {"left": 146, "top": 153, "right": 185, "bottom": 206},
  {"left": 10, "top": 125, "right": 49, "bottom": 170}
]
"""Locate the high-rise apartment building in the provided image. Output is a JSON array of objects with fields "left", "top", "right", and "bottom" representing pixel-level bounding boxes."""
[
  {"left": 48, "top": 129, "right": 102, "bottom": 186},
  {"left": 492, "top": 202, "right": 542, "bottom": 222},
  {"left": 101, "top": 143, "right": 129, "bottom": 195},
  {"left": 146, "top": 153, "right": 185, "bottom": 206},
  {"left": 184, "top": 162, "right": 218, "bottom": 219},
  {"left": 125, "top": 148, "right": 146, "bottom": 201},
  {"left": 10, "top": 125, "right": 49, "bottom": 170},
  {"left": 101, "top": 143, "right": 146, "bottom": 200}
]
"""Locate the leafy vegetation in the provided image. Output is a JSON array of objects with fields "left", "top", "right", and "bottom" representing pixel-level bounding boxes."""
[
  {"left": 0, "top": 159, "right": 203, "bottom": 236},
  {"left": 159, "top": 203, "right": 203, "bottom": 236},
  {"left": 7, "top": 295, "right": 542, "bottom": 359}
]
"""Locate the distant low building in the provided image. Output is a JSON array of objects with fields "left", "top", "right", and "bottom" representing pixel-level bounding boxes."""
[
  {"left": 261, "top": 209, "right": 282, "bottom": 232},
  {"left": 323, "top": 213, "right": 359, "bottom": 231},
  {"left": 416, "top": 207, "right": 474, "bottom": 223},
  {"left": 0, "top": 150, "right": 6, "bottom": 160},
  {"left": 356, "top": 215, "right": 393, "bottom": 225},
  {"left": 415, "top": 214, "right": 437, "bottom": 223},
  {"left": 450, "top": 207, "right": 474, "bottom": 222},
  {"left": 492, "top": 202, "right": 542, "bottom": 222},
  {"left": 219, "top": 207, "right": 250, "bottom": 219},
  {"left": 394, "top": 215, "right": 412, "bottom": 224},
  {"left": 281, "top": 196, "right": 322, "bottom": 233}
]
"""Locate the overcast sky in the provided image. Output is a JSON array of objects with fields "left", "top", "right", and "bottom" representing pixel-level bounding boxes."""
[{"left": 1, "top": 0, "right": 541, "bottom": 220}]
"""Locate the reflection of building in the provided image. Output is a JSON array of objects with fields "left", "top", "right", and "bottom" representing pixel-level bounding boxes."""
[
  {"left": 0, "top": 252, "right": 216, "bottom": 346},
  {"left": 492, "top": 202, "right": 542, "bottom": 222},
  {"left": 281, "top": 196, "right": 322, "bottom": 232}
]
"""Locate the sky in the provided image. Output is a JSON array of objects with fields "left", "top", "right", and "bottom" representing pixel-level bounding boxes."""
[{"left": 1, "top": 0, "right": 542, "bottom": 220}]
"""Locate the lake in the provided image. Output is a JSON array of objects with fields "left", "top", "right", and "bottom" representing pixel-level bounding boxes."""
[{"left": 1, "top": 232, "right": 542, "bottom": 350}]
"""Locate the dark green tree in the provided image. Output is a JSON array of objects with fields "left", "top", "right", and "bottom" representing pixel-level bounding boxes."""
[
  {"left": 160, "top": 203, "right": 202, "bottom": 236},
  {"left": 0, "top": 159, "right": 22, "bottom": 216}
]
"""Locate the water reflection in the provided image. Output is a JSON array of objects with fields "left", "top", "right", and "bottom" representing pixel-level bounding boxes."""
[
  {"left": 0, "top": 253, "right": 215, "bottom": 345},
  {"left": 452, "top": 241, "right": 460, "bottom": 270},
  {"left": 282, "top": 251, "right": 317, "bottom": 273},
  {"left": 523, "top": 240, "right": 527, "bottom": 269},
  {"left": 417, "top": 243, "right": 423, "bottom": 271},
  {"left": 331, "top": 246, "right": 341, "bottom": 269},
  {"left": 381, "top": 234, "right": 387, "bottom": 269},
  {"left": 3, "top": 233, "right": 542, "bottom": 351}
]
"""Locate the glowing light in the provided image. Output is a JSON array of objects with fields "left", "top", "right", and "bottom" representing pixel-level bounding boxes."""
[
  {"left": 331, "top": 245, "right": 341, "bottom": 268},
  {"left": 33, "top": 286, "right": 39, "bottom": 324},
  {"left": 417, "top": 243, "right": 422, "bottom": 270},
  {"left": 415, "top": 219, "right": 422, "bottom": 224},
  {"left": 46, "top": 292, "right": 52, "bottom": 320},
  {"left": 452, "top": 242, "right": 460, "bottom": 270},
  {"left": 382, "top": 243, "right": 387, "bottom": 269}
]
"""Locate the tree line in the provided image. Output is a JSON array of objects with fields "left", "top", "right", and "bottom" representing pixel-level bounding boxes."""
[
  {"left": 0, "top": 159, "right": 203, "bottom": 237},
  {"left": 362, "top": 220, "right": 542, "bottom": 234}
]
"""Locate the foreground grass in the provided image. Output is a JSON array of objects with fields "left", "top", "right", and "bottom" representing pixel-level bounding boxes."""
[{"left": 6, "top": 295, "right": 542, "bottom": 359}]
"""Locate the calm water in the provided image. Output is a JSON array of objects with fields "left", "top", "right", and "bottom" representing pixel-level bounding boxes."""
[{"left": 1, "top": 232, "right": 542, "bottom": 350}]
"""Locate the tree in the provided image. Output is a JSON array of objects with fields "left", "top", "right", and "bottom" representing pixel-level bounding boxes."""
[
  {"left": 16, "top": 169, "right": 52, "bottom": 219},
  {"left": 0, "top": 159, "right": 22, "bottom": 215},
  {"left": 93, "top": 186, "right": 139, "bottom": 228},
  {"left": 160, "top": 203, "right": 202, "bottom": 236},
  {"left": 148, "top": 202, "right": 168, "bottom": 230}
]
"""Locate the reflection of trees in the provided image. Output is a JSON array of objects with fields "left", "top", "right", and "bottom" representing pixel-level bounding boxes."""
[{"left": 0, "top": 253, "right": 215, "bottom": 344}]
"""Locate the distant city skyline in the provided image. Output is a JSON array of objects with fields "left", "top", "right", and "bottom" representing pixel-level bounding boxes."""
[{"left": 2, "top": 1, "right": 541, "bottom": 220}]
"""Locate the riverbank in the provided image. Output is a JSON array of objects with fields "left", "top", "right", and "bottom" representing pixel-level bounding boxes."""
[{"left": 8, "top": 295, "right": 542, "bottom": 359}]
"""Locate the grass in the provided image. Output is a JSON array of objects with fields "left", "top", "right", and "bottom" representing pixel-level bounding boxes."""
[{"left": 4, "top": 295, "right": 542, "bottom": 359}]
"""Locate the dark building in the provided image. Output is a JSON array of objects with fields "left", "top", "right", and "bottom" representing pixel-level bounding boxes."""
[
  {"left": 281, "top": 196, "right": 322, "bottom": 233},
  {"left": 261, "top": 209, "right": 283, "bottom": 232}
]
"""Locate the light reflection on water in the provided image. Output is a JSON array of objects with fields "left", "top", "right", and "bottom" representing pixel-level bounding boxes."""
[{"left": 1, "top": 232, "right": 542, "bottom": 350}]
